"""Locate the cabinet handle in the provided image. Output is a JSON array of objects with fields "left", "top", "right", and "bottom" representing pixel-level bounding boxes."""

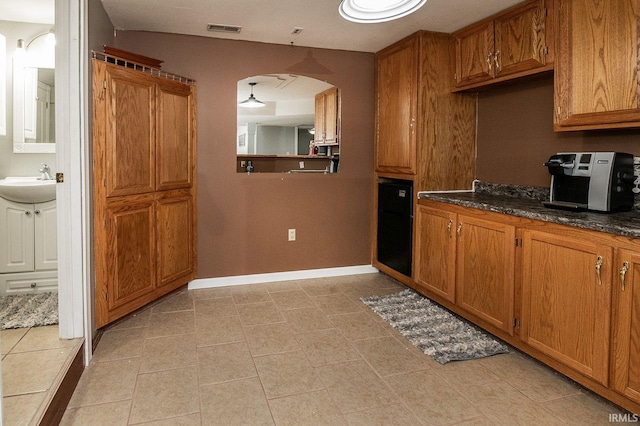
[
  {"left": 620, "top": 261, "right": 630, "bottom": 291},
  {"left": 494, "top": 50, "right": 500, "bottom": 70},
  {"left": 486, "top": 52, "right": 493, "bottom": 71},
  {"left": 595, "top": 256, "right": 603, "bottom": 285},
  {"left": 447, "top": 220, "right": 453, "bottom": 238},
  {"left": 24, "top": 210, "right": 32, "bottom": 217},
  {"left": 34, "top": 209, "right": 41, "bottom": 215},
  {"left": 456, "top": 223, "right": 462, "bottom": 237},
  {"left": 30, "top": 282, "right": 37, "bottom": 288}
]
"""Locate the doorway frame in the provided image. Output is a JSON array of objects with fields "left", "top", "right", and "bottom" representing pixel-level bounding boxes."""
[{"left": 56, "top": 0, "right": 92, "bottom": 363}]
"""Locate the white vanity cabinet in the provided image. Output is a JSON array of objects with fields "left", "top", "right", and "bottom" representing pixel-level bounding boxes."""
[{"left": 0, "top": 197, "right": 57, "bottom": 294}]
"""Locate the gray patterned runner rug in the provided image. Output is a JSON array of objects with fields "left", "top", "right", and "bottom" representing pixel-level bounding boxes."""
[
  {"left": 0, "top": 292, "right": 59, "bottom": 329},
  {"left": 361, "top": 289, "right": 508, "bottom": 364}
]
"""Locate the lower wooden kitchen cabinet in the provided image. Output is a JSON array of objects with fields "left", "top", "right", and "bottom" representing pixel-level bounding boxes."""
[
  {"left": 521, "top": 229, "right": 612, "bottom": 385},
  {"left": 414, "top": 205, "right": 457, "bottom": 303},
  {"left": 416, "top": 199, "right": 640, "bottom": 414},
  {"left": 611, "top": 249, "right": 640, "bottom": 406},
  {"left": 415, "top": 204, "right": 515, "bottom": 334},
  {"left": 456, "top": 214, "right": 515, "bottom": 335}
]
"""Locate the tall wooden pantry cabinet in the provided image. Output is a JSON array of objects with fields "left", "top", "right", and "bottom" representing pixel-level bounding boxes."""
[
  {"left": 373, "top": 31, "right": 477, "bottom": 284},
  {"left": 92, "top": 54, "right": 197, "bottom": 328}
]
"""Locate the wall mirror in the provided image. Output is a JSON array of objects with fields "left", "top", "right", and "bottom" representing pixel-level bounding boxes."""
[
  {"left": 237, "top": 74, "right": 341, "bottom": 174},
  {"left": 13, "top": 31, "right": 55, "bottom": 153}
]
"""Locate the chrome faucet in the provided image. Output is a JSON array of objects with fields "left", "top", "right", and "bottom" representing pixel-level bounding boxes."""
[{"left": 39, "top": 163, "right": 52, "bottom": 180}]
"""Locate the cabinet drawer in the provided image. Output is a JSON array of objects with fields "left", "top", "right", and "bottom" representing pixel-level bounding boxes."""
[{"left": 0, "top": 271, "right": 58, "bottom": 295}]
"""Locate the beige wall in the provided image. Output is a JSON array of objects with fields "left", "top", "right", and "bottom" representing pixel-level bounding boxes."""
[
  {"left": 477, "top": 73, "right": 640, "bottom": 187},
  {"left": 113, "top": 32, "right": 375, "bottom": 278}
]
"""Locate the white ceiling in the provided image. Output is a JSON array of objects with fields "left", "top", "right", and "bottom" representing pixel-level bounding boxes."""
[
  {"left": 0, "top": 0, "right": 524, "bottom": 52},
  {"left": 0, "top": 0, "right": 54, "bottom": 24},
  {"left": 100, "top": 0, "right": 523, "bottom": 53}
]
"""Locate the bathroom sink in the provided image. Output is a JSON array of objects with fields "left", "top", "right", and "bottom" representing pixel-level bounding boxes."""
[{"left": 0, "top": 177, "right": 56, "bottom": 203}]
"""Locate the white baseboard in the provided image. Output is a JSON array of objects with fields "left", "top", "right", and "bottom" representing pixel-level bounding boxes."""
[{"left": 188, "top": 265, "right": 379, "bottom": 290}]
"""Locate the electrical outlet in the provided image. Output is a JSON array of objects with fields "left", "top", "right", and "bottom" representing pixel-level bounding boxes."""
[
  {"left": 299, "top": 161, "right": 305, "bottom": 169},
  {"left": 240, "top": 161, "right": 246, "bottom": 167},
  {"left": 288, "top": 228, "right": 296, "bottom": 241}
]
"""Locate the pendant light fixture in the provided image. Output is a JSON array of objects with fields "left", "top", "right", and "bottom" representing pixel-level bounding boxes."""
[
  {"left": 238, "top": 82, "right": 266, "bottom": 108},
  {"left": 339, "top": 0, "right": 427, "bottom": 23}
]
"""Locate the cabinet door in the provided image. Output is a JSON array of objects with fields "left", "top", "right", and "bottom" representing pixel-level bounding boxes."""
[
  {"left": 323, "top": 88, "right": 338, "bottom": 144},
  {"left": 611, "top": 249, "right": 640, "bottom": 404},
  {"left": 105, "top": 65, "right": 156, "bottom": 197},
  {"left": 452, "top": 20, "right": 495, "bottom": 88},
  {"left": 375, "top": 35, "right": 418, "bottom": 174},
  {"left": 96, "top": 196, "right": 156, "bottom": 327},
  {"left": 156, "top": 191, "right": 195, "bottom": 287},
  {"left": 414, "top": 205, "right": 457, "bottom": 303},
  {"left": 314, "top": 92, "right": 325, "bottom": 145},
  {"left": 34, "top": 200, "right": 57, "bottom": 271},
  {"left": 494, "top": 0, "right": 547, "bottom": 78},
  {"left": 521, "top": 230, "right": 612, "bottom": 385},
  {"left": 156, "top": 81, "right": 194, "bottom": 191},
  {"left": 0, "top": 199, "right": 34, "bottom": 273},
  {"left": 456, "top": 215, "right": 515, "bottom": 334},
  {"left": 555, "top": 0, "right": 640, "bottom": 130}
]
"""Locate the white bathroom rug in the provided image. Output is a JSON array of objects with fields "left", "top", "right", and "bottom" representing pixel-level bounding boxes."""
[{"left": 0, "top": 292, "right": 58, "bottom": 329}]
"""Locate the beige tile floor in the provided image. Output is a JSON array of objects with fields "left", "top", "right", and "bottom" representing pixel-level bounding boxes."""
[
  {"left": 62, "top": 273, "right": 628, "bottom": 425},
  {"left": 1, "top": 324, "right": 83, "bottom": 425}
]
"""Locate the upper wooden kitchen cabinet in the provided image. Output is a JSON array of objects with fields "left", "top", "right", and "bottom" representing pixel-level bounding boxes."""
[
  {"left": 554, "top": 0, "right": 640, "bottom": 131},
  {"left": 375, "top": 31, "right": 476, "bottom": 189},
  {"left": 93, "top": 55, "right": 197, "bottom": 328},
  {"left": 375, "top": 34, "right": 418, "bottom": 175},
  {"left": 520, "top": 228, "right": 613, "bottom": 385},
  {"left": 451, "top": 0, "right": 554, "bottom": 91},
  {"left": 314, "top": 87, "right": 340, "bottom": 147},
  {"left": 611, "top": 248, "right": 640, "bottom": 405}
]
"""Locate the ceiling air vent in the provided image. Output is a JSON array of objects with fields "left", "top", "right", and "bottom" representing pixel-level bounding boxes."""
[{"left": 207, "top": 23, "right": 242, "bottom": 33}]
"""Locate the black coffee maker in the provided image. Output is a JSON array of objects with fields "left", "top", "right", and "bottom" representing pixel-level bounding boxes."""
[{"left": 543, "top": 152, "right": 634, "bottom": 212}]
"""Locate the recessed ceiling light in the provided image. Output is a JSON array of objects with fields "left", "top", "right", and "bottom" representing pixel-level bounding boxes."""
[{"left": 339, "top": 0, "right": 427, "bottom": 23}]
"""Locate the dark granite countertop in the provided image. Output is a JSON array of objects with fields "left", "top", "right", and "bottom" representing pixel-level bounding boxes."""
[{"left": 417, "top": 182, "right": 640, "bottom": 239}]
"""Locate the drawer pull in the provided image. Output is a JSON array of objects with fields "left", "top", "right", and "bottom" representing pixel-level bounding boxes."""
[
  {"left": 620, "top": 261, "right": 630, "bottom": 291},
  {"left": 30, "top": 282, "right": 37, "bottom": 288},
  {"left": 447, "top": 220, "right": 453, "bottom": 238},
  {"left": 595, "top": 256, "right": 603, "bottom": 285}
]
